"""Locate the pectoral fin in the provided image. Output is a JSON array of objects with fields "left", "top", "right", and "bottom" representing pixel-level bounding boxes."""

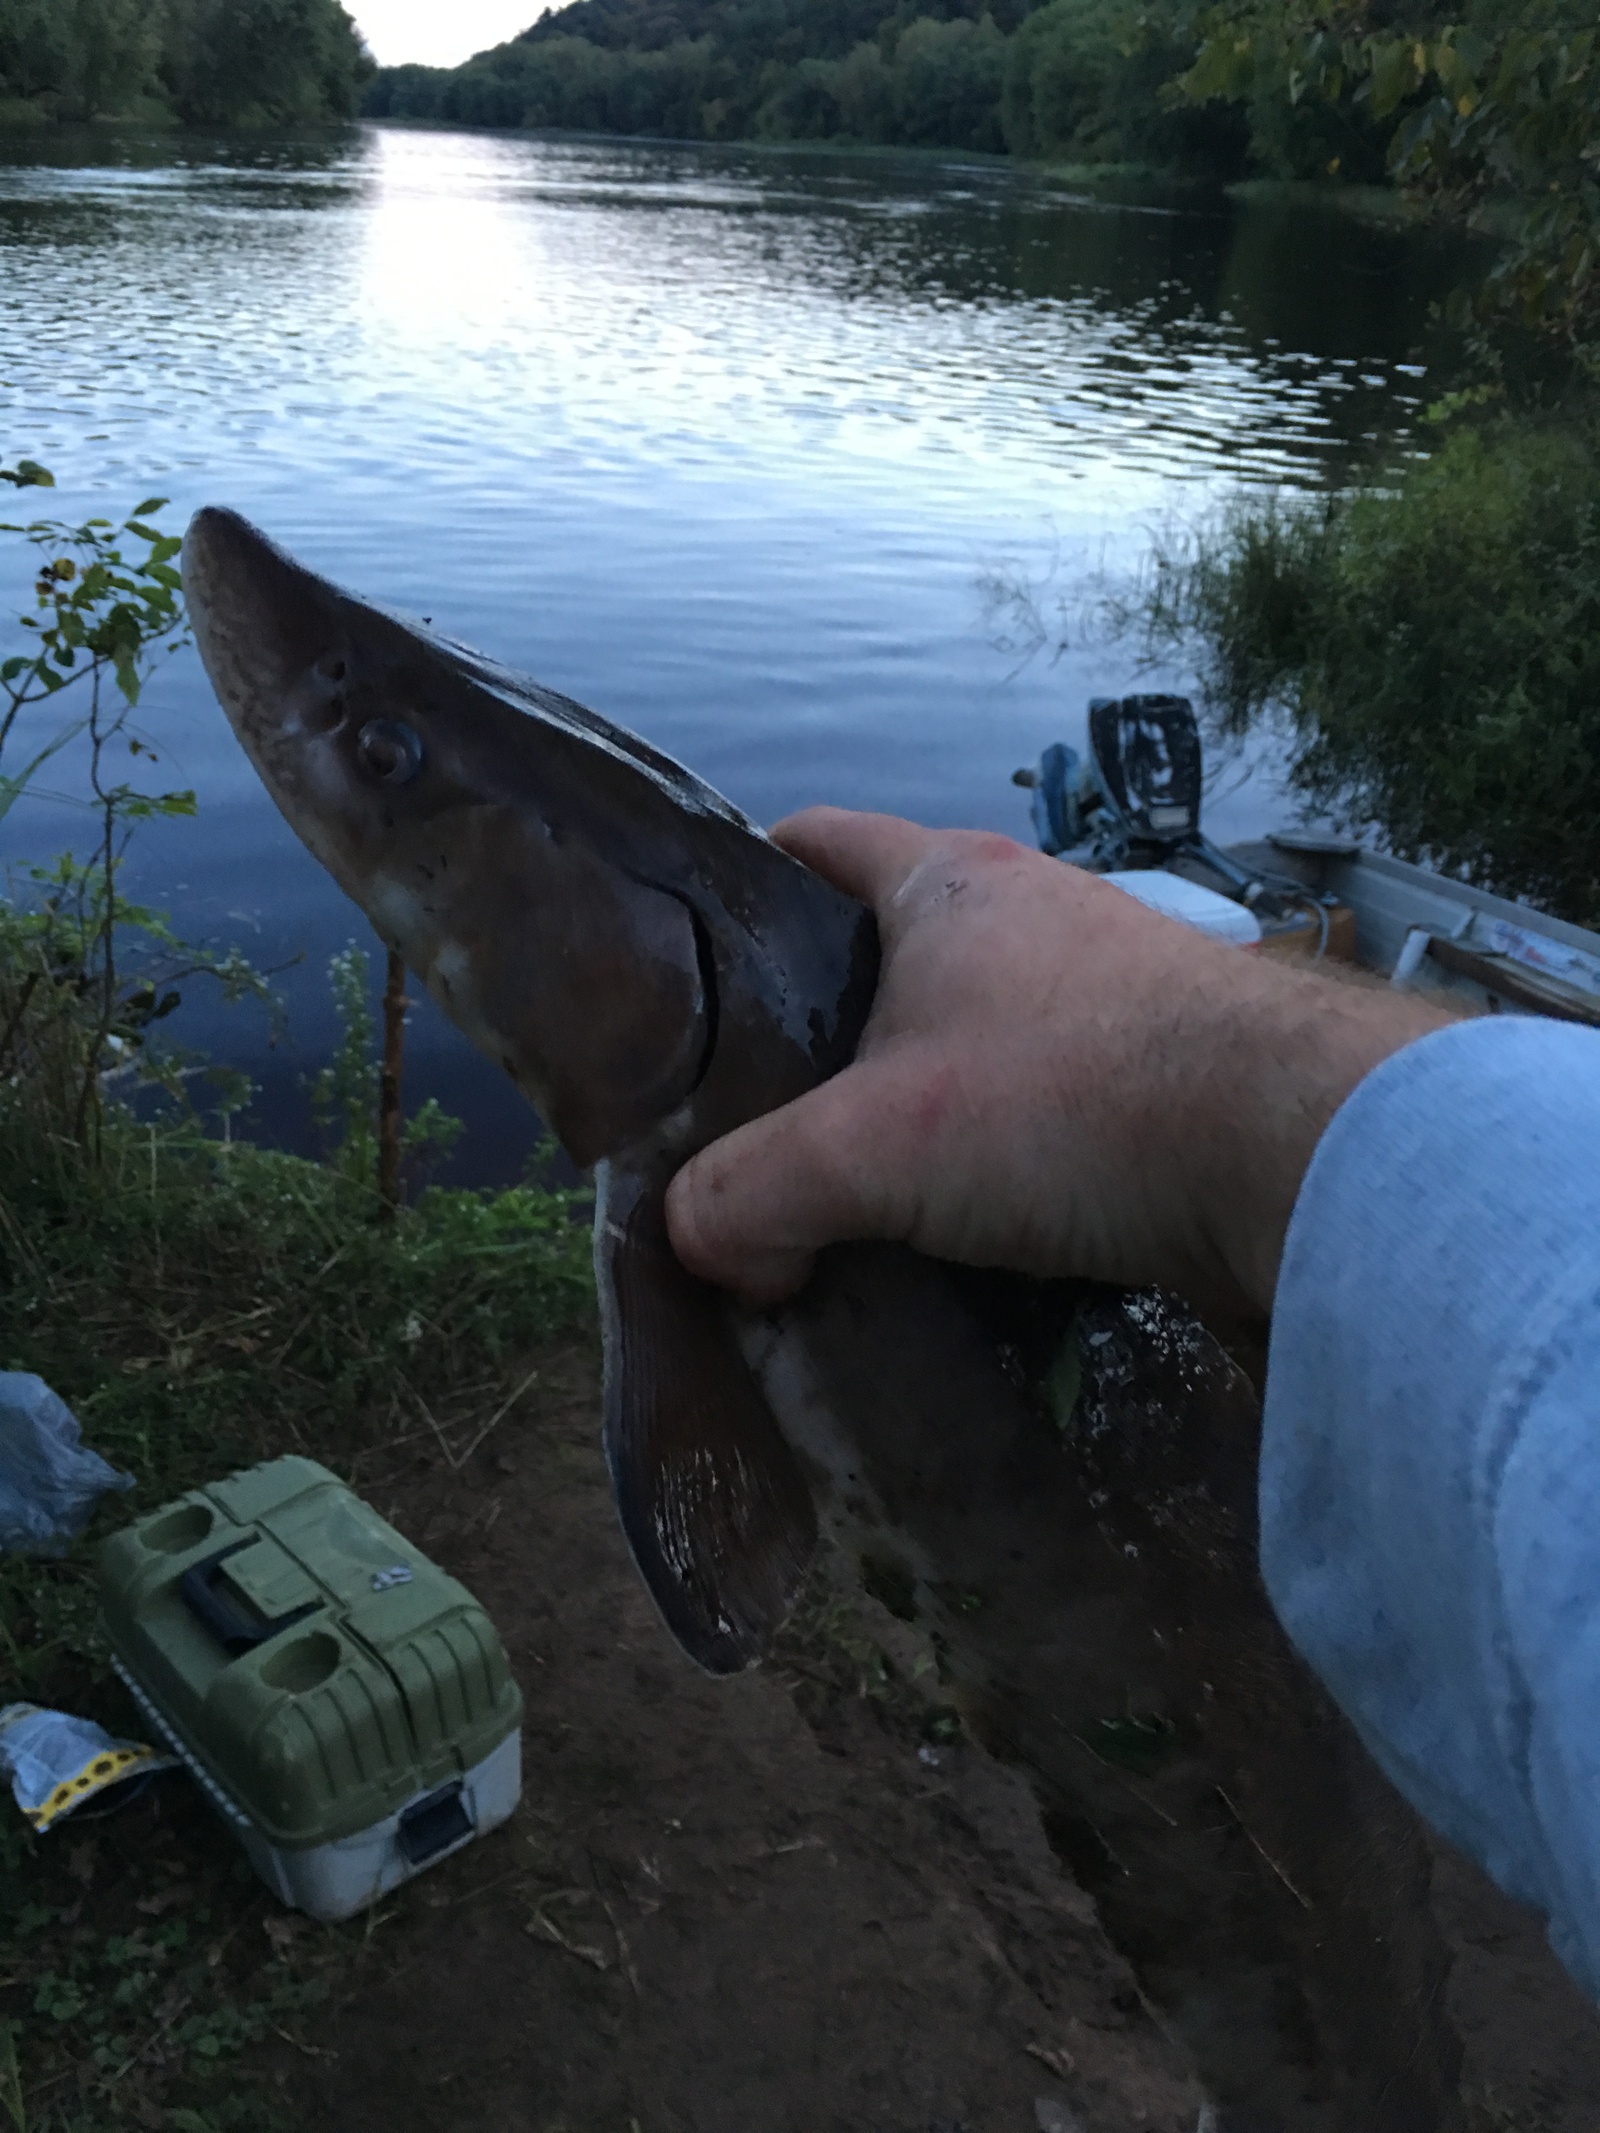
[{"left": 595, "top": 1163, "right": 817, "bottom": 1674}]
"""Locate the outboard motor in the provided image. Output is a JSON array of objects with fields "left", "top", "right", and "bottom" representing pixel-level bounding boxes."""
[
  {"left": 1020, "top": 740, "right": 1085, "bottom": 857},
  {"left": 1014, "top": 693, "right": 1312, "bottom": 918},
  {"left": 1014, "top": 692, "right": 1202, "bottom": 870},
  {"left": 1086, "top": 695, "right": 1201, "bottom": 858}
]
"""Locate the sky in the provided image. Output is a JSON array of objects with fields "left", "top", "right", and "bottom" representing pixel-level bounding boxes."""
[{"left": 350, "top": 0, "right": 548, "bottom": 69}]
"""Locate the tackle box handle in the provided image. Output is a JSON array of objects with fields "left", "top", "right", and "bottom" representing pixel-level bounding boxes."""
[{"left": 180, "top": 1540, "right": 322, "bottom": 1655}]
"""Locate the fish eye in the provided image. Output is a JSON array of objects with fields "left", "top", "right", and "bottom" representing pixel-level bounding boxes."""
[{"left": 356, "top": 718, "right": 424, "bottom": 786}]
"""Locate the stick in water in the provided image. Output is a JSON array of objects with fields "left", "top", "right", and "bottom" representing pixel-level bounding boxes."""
[{"left": 378, "top": 945, "right": 406, "bottom": 1216}]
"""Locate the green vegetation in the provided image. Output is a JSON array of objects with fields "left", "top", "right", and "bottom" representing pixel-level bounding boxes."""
[
  {"left": 0, "top": 1113, "right": 591, "bottom": 2130},
  {"left": 1181, "top": 0, "right": 1600, "bottom": 344},
  {"left": 0, "top": 467, "right": 594, "bottom": 2126},
  {"left": 0, "top": 472, "right": 263, "bottom": 1152},
  {"left": 365, "top": 0, "right": 1251, "bottom": 173},
  {"left": 1081, "top": 3, "right": 1600, "bottom": 924},
  {"left": 0, "top": 0, "right": 372, "bottom": 128},
  {"left": 1119, "top": 413, "right": 1600, "bottom": 922}
]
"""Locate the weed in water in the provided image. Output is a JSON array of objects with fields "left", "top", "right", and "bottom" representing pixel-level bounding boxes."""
[{"left": 1103, "top": 411, "right": 1600, "bottom": 926}]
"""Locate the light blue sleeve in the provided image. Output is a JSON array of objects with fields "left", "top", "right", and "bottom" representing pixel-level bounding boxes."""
[{"left": 1261, "top": 1014, "right": 1600, "bottom": 1997}]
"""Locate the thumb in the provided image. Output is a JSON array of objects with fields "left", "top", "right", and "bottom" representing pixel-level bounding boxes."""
[
  {"left": 665, "top": 1055, "right": 916, "bottom": 1303},
  {"left": 769, "top": 805, "right": 936, "bottom": 910}
]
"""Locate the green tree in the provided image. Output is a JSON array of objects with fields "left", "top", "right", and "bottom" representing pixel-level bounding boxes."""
[
  {"left": 890, "top": 16, "right": 1006, "bottom": 150},
  {"left": 999, "top": 0, "right": 1245, "bottom": 167},
  {"left": 827, "top": 38, "right": 895, "bottom": 137},
  {"left": 0, "top": 0, "right": 71, "bottom": 104},
  {"left": 362, "top": 0, "right": 1252, "bottom": 171},
  {"left": 755, "top": 53, "right": 844, "bottom": 138},
  {"left": 1003, "top": 0, "right": 1124, "bottom": 158},
  {"left": 516, "top": 39, "right": 618, "bottom": 129},
  {"left": 68, "top": 0, "right": 162, "bottom": 118},
  {"left": 0, "top": 0, "right": 371, "bottom": 124},
  {"left": 1180, "top": 2, "right": 1600, "bottom": 345},
  {"left": 163, "top": 0, "right": 371, "bottom": 126}
]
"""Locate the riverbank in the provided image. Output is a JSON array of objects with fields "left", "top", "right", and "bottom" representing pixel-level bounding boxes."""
[
  {"left": 0, "top": 1107, "right": 594, "bottom": 2126},
  {"left": 0, "top": 108, "right": 1503, "bottom": 248},
  {"left": 8, "top": 1105, "right": 1600, "bottom": 2133},
  {"left": 1113, "top": 403, "right": 1600, "bottom": 927},
  {"left": 321, "top": 115, "right": 1462, "bottom": 224},
  {"left": 0, "top": 1147, "right": 1209, "bottom": 2133},
  {"left": 0, "top": 1089, "right": 1208, "bottom": 2131}
]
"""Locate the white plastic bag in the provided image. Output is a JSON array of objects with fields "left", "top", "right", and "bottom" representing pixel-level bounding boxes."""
[{"left": 0, "top": 1372, "right": 132, "bottom": 1555}]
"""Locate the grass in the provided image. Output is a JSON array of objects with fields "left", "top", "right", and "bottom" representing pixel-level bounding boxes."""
[
  {"left": 1112, "top": 409, "right": 1600, "bottom": 927},
  {"left": 0, "top": 1104, "right": 595, "bottom": 2131},
  {"left": 0, "top": 466, "right": 600, "bottom": 2129}
]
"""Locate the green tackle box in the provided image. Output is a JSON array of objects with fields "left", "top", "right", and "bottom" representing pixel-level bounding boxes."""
[{"left": 96, "top": 1455, "right": 522, "bottom": 1920}]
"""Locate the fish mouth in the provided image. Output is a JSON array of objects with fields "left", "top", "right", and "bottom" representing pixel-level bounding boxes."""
[
  {"left": 182, "top": 503, "right": 417, "bottom": 932},
  {"left": 182, "top": 506, "right": 343, "bottom": 758}
]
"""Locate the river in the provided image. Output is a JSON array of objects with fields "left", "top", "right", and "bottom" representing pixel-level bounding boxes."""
[{"left": 0, "top": 123, "right": 1467, "bottom": 1175}]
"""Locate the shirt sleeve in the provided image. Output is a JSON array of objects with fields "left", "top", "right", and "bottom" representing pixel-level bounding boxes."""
[{"left": 1261, "top": 1013, "right": 1600, "bottom": 1997}]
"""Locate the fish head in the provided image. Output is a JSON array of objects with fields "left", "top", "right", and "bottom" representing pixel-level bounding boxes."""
[{"left": 183, "top": 505, "right": 712, "bottom": 1166}]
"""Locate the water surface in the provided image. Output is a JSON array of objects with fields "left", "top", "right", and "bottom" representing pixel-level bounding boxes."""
[{"left": 0, "top": 126, "right": 1463, "bottom": 1172}]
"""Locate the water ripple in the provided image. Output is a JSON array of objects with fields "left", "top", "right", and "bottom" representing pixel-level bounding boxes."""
[{"left": 0, "top": 124, "right": 1463, "bottom": 1171}]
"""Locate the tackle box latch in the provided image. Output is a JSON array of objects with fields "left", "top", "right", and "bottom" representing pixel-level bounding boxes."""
[
  {"left": 397, "top": 1781, "right": 474, "bottom": 1866},
  {"left": 180, "top": 1540, "right": 322, "bottom": 1655}
]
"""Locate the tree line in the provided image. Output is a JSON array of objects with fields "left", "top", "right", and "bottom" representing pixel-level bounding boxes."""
[
  {"left": 0, "top": 0, "right": 371, "bottom": 127},
  {"left": 366, "top": 0, "right": 1597, "bottom": 191},
  {"left": 366, "top": 0, "right": 1259, "bottom": 174},
  {"left": 1125, "top": 0, "right": 1600, "bottom": 925},
  {"left": 1184, "top": 0, "right": 1598, "bottom": 344}
]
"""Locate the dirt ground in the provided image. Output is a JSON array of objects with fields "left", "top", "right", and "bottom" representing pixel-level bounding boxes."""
[
  {"left": 259, "top": 1340, "right": 1204, "bottom": 2133},
  {"left": 243, "top": 1332, "right": 1600, "bottom": 2133},
  {"left": 49, "top": 1332, "right": 1600, "bottom": 2133}
]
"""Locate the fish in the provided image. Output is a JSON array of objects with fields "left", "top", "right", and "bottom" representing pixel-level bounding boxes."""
[
  {"left": 181, "top": 504, "right": 879, "bottom": 1675},
  {"left": 184, "top": 507, "right": 1472, "bottom": 2130}
]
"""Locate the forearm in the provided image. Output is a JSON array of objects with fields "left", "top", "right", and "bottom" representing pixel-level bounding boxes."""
[
  {"left": 1262, "top": 1015, "right": 1600, "bottom": 1994},
  {"left": 1181, "top": 962, "right": 1450, "bottom": 1316}
]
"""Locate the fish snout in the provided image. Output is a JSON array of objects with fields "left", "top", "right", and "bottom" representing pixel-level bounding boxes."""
[{"left": 183, "top": 506, "right": 347, "bottom": 748}]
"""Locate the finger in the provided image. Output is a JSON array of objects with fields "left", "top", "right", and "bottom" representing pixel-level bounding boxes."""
[
  {"left": 665, "top": 1054, "right": 920, "bottom": 1302},
  {"left": 768, "top": 806, "right": 936, "bottom": 910}
]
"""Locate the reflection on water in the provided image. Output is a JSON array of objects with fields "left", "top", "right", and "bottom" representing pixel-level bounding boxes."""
[{"left": 0, "top": 125, "right": 1465, "bottom": 1175}]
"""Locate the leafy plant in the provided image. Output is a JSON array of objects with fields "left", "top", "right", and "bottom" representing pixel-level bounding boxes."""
[
  {"left": 1177, "top": 1, "right": 1600, "bottom": 349},
  {"left": 1, "top": 476, "right": 186, "bottom": 813},
  {"left": 0, "top": 470, "right": 269, "bottom": 1158},
  {"left": 308, "top": 942, "right": 464, "bottom": 1193},
  {"left": 1112, "top": 411, "right": 1600, "bottom": 922}
]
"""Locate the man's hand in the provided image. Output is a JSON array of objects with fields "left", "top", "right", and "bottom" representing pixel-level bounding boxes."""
[{"left": 666, "top": 807, "right": 1451, "bottom": 1320}]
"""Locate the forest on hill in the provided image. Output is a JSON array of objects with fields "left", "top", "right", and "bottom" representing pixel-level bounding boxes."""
[
  {"left": 364, "top": 0, "right": 1538, "bottom": 177},
  {"left": 0, "top": 0, "right": 371, "bottom": 127},
  {"left": 366, "top": 0, "right": 1260, "bottom": 172}
]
